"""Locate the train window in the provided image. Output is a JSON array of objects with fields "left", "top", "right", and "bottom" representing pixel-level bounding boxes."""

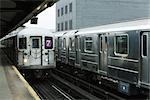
[
  {"left": 72, "top": 39, "right": 75, "bottom": 51},
  {"left": 57, "top": 23, "right": 60, "bottom": 31},
  {"left": 100, "top": 37, "right": 102, "bottom": 51},
  {"left": 63, "top": 38, "right": 66, "bottom": 50},
  {"left": 105, "top": 36, "right": 107, "bottom": 43},
  {"left": 115, "top": 35, "right": 128, "bottom": 55},
  {"left": 19, "top": 38, "right": 27, "bottom": 49},
  {"left": 45, "top": 37, "right": 53, "bottom": 49},
  {"left": 55, "top": 39, "right": 58, "bottom": 50},
  {"left": 1, "top": 40, "right": 4, "bottom": 45},
  {"left": 75, "top": 37, "right": 79, "bottom": 49},
  {"left": 32, "top": 39, "right": 39, "bottom": 48},
  {"left": 70, "top": 38, "right": 75, "bottom": 51},
  {"left": 69, "top": 38, "right": 72, "bottom": 50},
  {"left": 58, "top": 38, "right": 62, "bottom": 48},
  {"left": 85, "top": 37, "right": 93, "bottom": 52},
  {"left": 9, "top": 39, "right": 13, "bottom": 47},
  {"left": 142, "top": 34, "right": 147, "bottom": 56}
]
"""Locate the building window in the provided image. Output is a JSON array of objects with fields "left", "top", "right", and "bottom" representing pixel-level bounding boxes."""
[
  {"left": 69, "top": 20, "right": 72, "bottom": 30},
  {"left": 57, "top": 9, "right": 60, "bottom": 17},
  {"left": 115, "top": 35, "right": 128, "bottom": 55},
  {"left": 69, "top": 3, "right": 72, "bottom": 12},
  {"left": 61, "top": 7, "right": 64, "bottom": 16},
  {"left": 65, "top": 5, "right": 68, "bottom": 14},
  {"left": 84, "top": 37, "right": 93, "bottom": 52},
  {"left": 61, "top": 22, "right": 64, "bottom": 31},
  {"left": 65, "top": 21, "right": 68, "bottom": 30},
  {"left": 57, "top": 23, "right": 60, "bottom": 31}
]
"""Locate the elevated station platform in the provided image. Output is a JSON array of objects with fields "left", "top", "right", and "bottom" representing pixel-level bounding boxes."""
[{"left": 0, "top": 49, "right": 38, "bottom": 100}]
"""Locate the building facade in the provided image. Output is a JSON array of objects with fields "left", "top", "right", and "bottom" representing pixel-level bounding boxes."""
[{"left": 56, "top": 0, "right": 150, "bottom": 32}]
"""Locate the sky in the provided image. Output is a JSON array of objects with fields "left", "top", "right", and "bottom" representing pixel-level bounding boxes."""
[{"left": 24, "top": 4, "right": 56, "bottom": 32}]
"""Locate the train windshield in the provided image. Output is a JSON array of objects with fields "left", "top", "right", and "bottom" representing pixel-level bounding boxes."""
[
  {"left": 45, "top": 37, "right": 53, "bottom": 49},
  {"left": 19, "top": 37, "right": 27, "bottom": 49},
  {"left": 32, "top": 39, "right": 39, "bottom": 48}
]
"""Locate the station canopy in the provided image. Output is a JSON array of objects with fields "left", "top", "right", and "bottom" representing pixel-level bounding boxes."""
[{"left": 0, "top": 0, "right": 58, "bottom": 38}]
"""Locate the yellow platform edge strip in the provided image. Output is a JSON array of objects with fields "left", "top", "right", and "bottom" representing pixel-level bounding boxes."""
[{"left": 12, "top": 66, "right": 41, "bottom": 100}]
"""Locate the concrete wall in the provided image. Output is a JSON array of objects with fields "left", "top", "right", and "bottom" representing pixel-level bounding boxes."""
[
  {"left": 56, "top": 0, "right": 150, "bottom": 31},
  {"left": 76, "top": 0, "right": 150, "bottom": 29}
]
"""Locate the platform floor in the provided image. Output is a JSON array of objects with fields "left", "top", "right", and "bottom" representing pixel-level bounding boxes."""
[{"left": 0, "top": 49, "right": 34, "bottom": 100}]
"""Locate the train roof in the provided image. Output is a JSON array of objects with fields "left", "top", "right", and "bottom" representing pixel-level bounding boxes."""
[
  {"left": 18, "top": 27, "right": 53, "bottom": 37},
  {"left": 76, "top": 18, "right": 150, "bottom": 35},
  {"left": 1, "top": 27, "right": 54, "bottom": 40},
  {"left": 54, "top": 30, "right": 79, "bottom": 38},
  {"left": 54, "top": 31, "right": 67, "bottom": 37},
  {"left": 0, "top": 36, "right": 6, "bottom": 41},
  {"left": 62, "top": 30, "right": 78, "bottom": 37}
]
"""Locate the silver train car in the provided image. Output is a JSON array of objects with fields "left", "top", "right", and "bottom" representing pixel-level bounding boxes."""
[
  {"left": 0, "top": 27, "right": 56, "bottom": 78},
  {"left": 55, "top": 19, "right": 150, "bottom": 95}
]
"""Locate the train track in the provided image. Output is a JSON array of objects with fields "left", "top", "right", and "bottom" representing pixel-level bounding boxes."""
[
  {"left": 27, "top": 79, "right": 70, "bottom": 100},
  {"left": 52, "top": 68, "right": 145, "bottom": 100},
  {"left": 27, "top": 74, "right": 99, "bottom": 100},
  {"left": 25, "top": 67, "right": 148, "bottom": 100},
  {"left": 50, "top": 72, "right": 100, "bottom": 100}
]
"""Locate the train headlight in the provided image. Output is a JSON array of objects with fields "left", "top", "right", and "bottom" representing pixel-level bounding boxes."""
[
  {"left": 24, "top": 59, "right": 28, "bottom": 63},
  {"left": 45, "top": 59, "right": 48, "bottom": 62}
]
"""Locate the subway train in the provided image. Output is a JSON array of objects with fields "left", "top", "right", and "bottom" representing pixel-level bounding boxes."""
[
  {"left": 0, "top": 27, "right": 56, "bottom": 78},
  {"left": 55, "top": 19, "right": 150, "bottom": 95}
]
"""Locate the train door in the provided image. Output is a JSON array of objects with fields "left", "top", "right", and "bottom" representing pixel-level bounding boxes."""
[
  {"left": 43, "top": 36, "right": 54, "bottom": 66},
  {"left": 29, "top": 36, "right": 42, "bottom": 65},
  {"left": 58, "top": 37, "right": 62, "bottom": 61},
  {"left": 99, "top": 34, "right": 108, "bottom": 75},
  {"left": 141, "top": 32, "right": 150, "bottom": 87},
  {"left": 14, "top": 36, "right": 18, "bottom": 64},
  {"left": 18, "top": 37, "right": 27, "bottom": 65},
  {"left": 62, "top": 38, "right": 67, "bottom": 63},
  {"left": 75, "top": 35, "right": 80, "bottom": 67}
]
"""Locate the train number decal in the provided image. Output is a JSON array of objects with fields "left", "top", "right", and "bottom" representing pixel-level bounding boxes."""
[{"left": 45, "top": 37, "right": 53, "bottom": 49}]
